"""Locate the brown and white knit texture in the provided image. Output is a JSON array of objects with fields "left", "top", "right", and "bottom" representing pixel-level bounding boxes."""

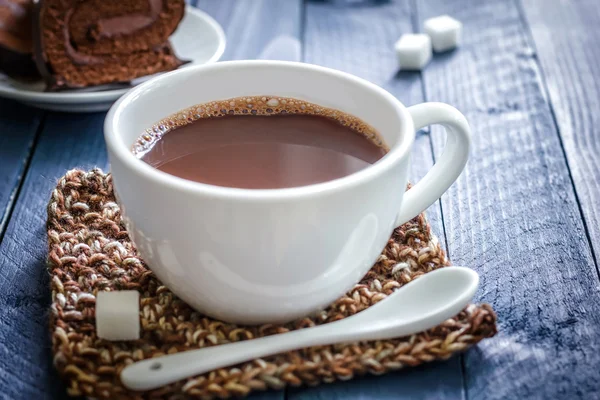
[{"left": 47, "top": 169, "right": 497, "bottom": 399}]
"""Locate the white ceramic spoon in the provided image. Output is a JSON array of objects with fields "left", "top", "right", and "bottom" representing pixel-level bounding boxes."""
[{"left": 121, "top": 266, "right": 478, "bottom": 391}]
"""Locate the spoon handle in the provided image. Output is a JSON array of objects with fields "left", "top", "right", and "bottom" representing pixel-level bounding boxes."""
[
  {"left": 121, "top": 322, "right": 353, "bottom": 391},
  {"left": 121, "top": 266, "right": 478, "bottom": 391}
]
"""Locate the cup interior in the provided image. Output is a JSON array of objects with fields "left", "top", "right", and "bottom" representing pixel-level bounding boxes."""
[{"left": 107, "top": 61, "right": 411, "bottom": 159}]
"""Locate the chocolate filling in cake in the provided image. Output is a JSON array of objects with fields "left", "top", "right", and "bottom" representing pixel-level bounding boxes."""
[
  {"left": 0, "top": 0, "right": 39, "bottom": 79},
  {"left": 32, "top": 0, "right": 187, "bottom": 90}
]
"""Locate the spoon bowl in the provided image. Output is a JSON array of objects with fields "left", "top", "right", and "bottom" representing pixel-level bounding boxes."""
[{"left": 121, "top": 266, "right": 479, "bottom": 391}]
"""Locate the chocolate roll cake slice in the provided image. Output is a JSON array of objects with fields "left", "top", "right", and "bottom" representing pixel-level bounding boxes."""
[
  {"left": 33, "top": 0, "right": 187, "bottom": 90},
  {"left": 0, "top": 0, "right": 39, "bottom": 79}
]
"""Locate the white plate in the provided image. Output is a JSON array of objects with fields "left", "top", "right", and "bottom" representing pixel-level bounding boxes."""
[{"left": 0, "top": 6, "right": 225, "bottom": 113}]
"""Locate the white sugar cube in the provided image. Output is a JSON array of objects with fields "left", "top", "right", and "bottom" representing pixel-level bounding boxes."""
[
  {"left": 95, "top": 290, "right": 140, "bottom": 341},
  {"left": 424, "top": 15, "right": 462, "bottom": 52},
  {"left": 395, "top": 34, "right": 432, "bottom": 71}
]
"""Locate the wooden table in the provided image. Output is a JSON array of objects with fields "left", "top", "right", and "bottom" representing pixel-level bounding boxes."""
[{"left": 1, "top": 0, "right": 599, "bottom": 398}]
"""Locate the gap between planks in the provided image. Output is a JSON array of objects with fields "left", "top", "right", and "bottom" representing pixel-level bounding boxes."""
[{"left": 515, "top": 0, "right": 600, "bottom": 277}]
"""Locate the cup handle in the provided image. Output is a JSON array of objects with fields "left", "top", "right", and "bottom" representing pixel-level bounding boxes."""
[{"left": 395, "top": 102, "right": 471, "bottom": 227}]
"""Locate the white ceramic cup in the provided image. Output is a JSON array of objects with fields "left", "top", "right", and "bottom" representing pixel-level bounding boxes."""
[{"left": 104, "top": 60, "right": 470, "bottom": 324}]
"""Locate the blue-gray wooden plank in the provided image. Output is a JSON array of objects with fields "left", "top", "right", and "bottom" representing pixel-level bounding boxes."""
[
  {"left": 416, "top": 0, "right": 600, "bottom": 399},
  {"left": 0, "top": 100, "right": 41, "bottom": 236},
  {"left": 0, "top": 1, "right": 302, "bottom": 399},
  {"left": 0, "top": 112, "right": 108, "bottom": 400},
  {"left": 289, "top": 1, "right": 461, "bottom": 399},
  {"left": 520, "top": 0, "right": 600, "bottom": 268},
  {"left": 290, "top": 359, "right": 464, "bottom": 400}
]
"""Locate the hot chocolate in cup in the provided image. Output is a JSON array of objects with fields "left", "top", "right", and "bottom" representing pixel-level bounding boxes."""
[{"left": 104, "top": 60, "right": 471, "bottom": 324}]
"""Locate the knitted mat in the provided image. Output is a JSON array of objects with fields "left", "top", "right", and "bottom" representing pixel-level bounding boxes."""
[{"left": 47, "top": 169, "right": 497, "bottom": 399}]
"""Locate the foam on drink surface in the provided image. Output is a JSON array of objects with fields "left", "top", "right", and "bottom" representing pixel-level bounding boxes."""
[{"left": 131, "top": 96, "right": 387, "bottom": 157}]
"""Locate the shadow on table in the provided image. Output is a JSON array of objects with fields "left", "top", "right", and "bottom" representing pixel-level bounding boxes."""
[{"left": 287, "top": 356, "right": 465, "bottom": 400}]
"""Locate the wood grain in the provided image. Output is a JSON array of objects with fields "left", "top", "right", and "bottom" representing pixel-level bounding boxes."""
[
  {"left": 0, "top": 2, "right": 303, "bottom": 400},
  {"left": 416, "top": 0, "right": 600, "bottom": 398},
  {"left": 520, "top": 0, "right": 600, "bottom": 268},
  {"left": 0, "top": 112, "right": 107, "bottom": 400},
  {"left": 289, "top": 358, "right": 464, "bottom": 400},
  {"left": 0, "top": 100, "right": 42, "bottom": 237},
  {"left": 289, "top": 1, "right": 459, "bottom": 399}
]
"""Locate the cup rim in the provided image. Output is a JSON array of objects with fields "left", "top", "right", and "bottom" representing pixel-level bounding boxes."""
[{"left": 104, "top": 60, "right": 414, "bottom": 201}]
